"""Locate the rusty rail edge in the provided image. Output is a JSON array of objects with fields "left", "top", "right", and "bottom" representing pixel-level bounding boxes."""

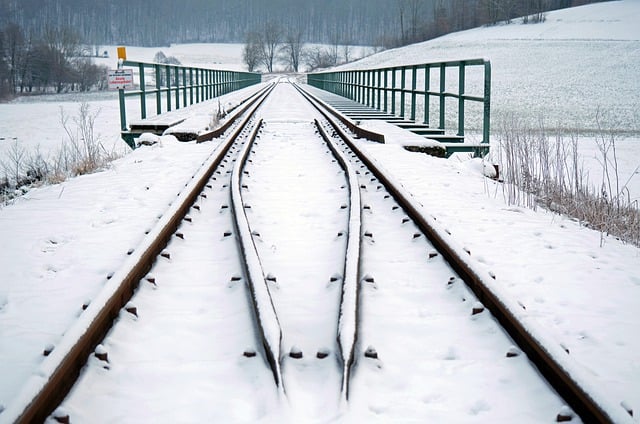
[
  {"left": 295, "top": 83, "right": 633, "bottom": 424},
  {"left": 230, "top": 119, "right": 285, "bottom": 393},
  {"left": 314, "top": 119, "right": 362, "bottom": 404},
  {"left": 3, "top": 84, "right": 275, "bottom": 424},
  {"left": 291, "top": 82, "right": 384, "bottom": 144},
  {"left": 196, "top": 82, "right": 275, "bottom": 143}
]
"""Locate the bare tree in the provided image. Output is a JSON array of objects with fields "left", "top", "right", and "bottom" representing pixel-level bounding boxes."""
[
  {"left": 260, "top": 21, "right": 282, "bottom": 73},
  {"left": 242, "top": 31, "right": 262, "bottom": 72},
  {"left": 152, "top": 51, "right": 181, "bottom": 86},
  {"left": 280, "top": 28, "right": 305, "bottom": 72},
  {"left": 39, "top": 27, "right": 83, "bottom": 93},
  {"left": 304, "top": 47, "right": 335, "bottom": 71},
  {"left": 342, "top": 44, "right": 352, "bottom": 64},
  {"left": 75, "top": 58, "right": 108, "bottom": 91},
  {"left": 1, "top": 23, "right": 24, "bottom": 94}
]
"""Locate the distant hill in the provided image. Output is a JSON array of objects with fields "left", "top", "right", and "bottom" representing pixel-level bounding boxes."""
[{"left": 336, "top": 0, "right": 640, "bottom": 134}]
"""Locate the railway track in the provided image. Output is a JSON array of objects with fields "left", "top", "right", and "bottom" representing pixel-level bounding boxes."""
[{"left": 3, "top": 79, "right": 633, "bottom": 423}]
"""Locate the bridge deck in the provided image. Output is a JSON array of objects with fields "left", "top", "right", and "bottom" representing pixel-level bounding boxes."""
[{"left": 303, "top": 86, "right": 488, "bottom": 157}]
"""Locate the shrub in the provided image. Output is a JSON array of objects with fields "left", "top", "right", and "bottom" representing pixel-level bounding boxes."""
[
  {"left": 1, "top": 102, "right": 124, "bottom": 204},
  {"left": 494, "top": 114, "right": 639, "bottom": 246}
]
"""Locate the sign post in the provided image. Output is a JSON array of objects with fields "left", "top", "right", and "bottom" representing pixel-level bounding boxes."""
[{"left": 110, "top": 47, "right": 132, "bottom": 134}]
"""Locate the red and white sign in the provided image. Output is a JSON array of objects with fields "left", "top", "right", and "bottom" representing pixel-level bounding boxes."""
[{"left": 108, "top": 69, "right": 134, "bottom": 89}]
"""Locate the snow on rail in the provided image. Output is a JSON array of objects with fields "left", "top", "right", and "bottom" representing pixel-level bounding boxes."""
[{"left": 230, "top": 119, "right": 284, "bottom": 393}]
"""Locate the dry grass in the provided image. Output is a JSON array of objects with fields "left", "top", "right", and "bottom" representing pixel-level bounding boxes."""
[
  {"left": 1, "top": 102, "right": 124, "bottom": 204},
  {"left": 494, "top": 114, "right": 640, "bottom": 247}
]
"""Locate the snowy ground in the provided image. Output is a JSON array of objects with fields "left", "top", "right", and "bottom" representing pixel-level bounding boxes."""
[{"left": 0, "top": 1, "right": 639, "bottom": 422}]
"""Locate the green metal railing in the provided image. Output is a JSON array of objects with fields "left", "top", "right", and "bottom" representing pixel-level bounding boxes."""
[
  {"left": 117, "top": 60, "right": 261, "bottom": 147},
  {"left": 307, "top": 59, "right": 491, "bottom": 144}
]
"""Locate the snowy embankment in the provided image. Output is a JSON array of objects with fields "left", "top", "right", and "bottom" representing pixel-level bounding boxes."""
[
  {"left": 334, "top": 0, "right": 640, "bottom": 200},
  {"left": 0, "top": 1, "right": 639, "bottom": 422}
]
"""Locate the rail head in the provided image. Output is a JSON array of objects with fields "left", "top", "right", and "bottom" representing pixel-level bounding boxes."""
[
  {"left": 314, "top": 119, "right": 362, "bottom": 403},
  {"left": 229, "top": 119, "right": 284, "bottom": 393}
]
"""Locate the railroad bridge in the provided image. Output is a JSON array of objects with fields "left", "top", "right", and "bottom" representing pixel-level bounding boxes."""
[{"left": 115, "top": 50, "right": 491, "bottom": 158}]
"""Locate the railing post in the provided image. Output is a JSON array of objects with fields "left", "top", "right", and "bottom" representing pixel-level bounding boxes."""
[
  {"left": 182, "top": 68, "right": 187, "bottom": 107},
  {"left": 195, "top": 69, "right": 200, "bottom": 102},
  {"left": 165, "top": 65, "right": 171, "bottom": 112},
  {"left": 353, "top": 71, "right": 357, "bottom": 101},
  {"left": 366, "top": 70, "right": 371, "bottom": 107},
  {"left": 400, "top": 66, "right": 406, "bottom": 118},
  {"left": 383, "top": 69, "right": 388, "bottom": 113},
  {"left": 361, "top": 71, "right": 365, "bottom": 105},
  {"left": 377, "top": 69, "right": 382, "bottom": 110},
  {"left": 439, "top": 63, "right": 446, "bottom": 130},
  {"left": 174, "top": 65, "right": 180, "bottom": 109},
  {"left": 155, "top": 64, "right": 161, "bottom": 115},
  {"left": 484, "top": 60, "right": 492, "bottom": 144},
  {"left": 138, "top": 63, "right": 146, "bottom": 119},
  {"left": 118, "top": 89, "right": 127, "bottom": 131},
  {"left": 213, "top": 70, "right": 217, "bottom": 98},
  {"left": 391, "top": 68, "right": 396, "bottom": 116},
  {"left": 458, "top": 62, "right": 466, "bottom": 137},
  {"left": 411, "top": 66, "right": 417, "bottom": 121},
  {"left": 424, "top": 65, "right": 430, "bottom": 125},
  {"left": 189, "top": 68, "right": 194, "bottom": 105}
]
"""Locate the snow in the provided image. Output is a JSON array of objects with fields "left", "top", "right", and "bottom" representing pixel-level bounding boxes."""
[
  {"left": 316, "top": 119, "right": 363, "bottom": 402},
  {"left": 230, "top": 117, "right": 284, "bottom": 393},
  {"left": 336, "top": 0, "right": 640, "bottom": 146},
  {"left": 358, "top": 119, "right": 444, "bottom": 152},
  {"left": 1, "top": 1, "right": 640, "bottom": 422}
]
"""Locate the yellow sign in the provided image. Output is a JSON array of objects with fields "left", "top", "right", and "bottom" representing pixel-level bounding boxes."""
[{"left": 117, "top": 46, "right": 127, "bottom": 60}]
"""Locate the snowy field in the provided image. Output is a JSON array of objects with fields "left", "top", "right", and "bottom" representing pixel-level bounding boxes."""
[{"left": 0, "top": 1, "right": 639, "bottom": 422}]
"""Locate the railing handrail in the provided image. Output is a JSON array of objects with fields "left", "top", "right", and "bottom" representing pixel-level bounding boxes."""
[
  {"left": 310, "top": 58, "right": 488, "bottom": 74},
  {"left": 307, "top": 58, "right": 491, "bottom": 146},
  {"left": 117, "top": 59, "right": 261, "bottom": 148}
]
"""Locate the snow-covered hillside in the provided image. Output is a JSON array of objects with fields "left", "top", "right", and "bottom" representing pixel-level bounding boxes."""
[{"left": 338, "top": 0, "right": 640, "bottom": 135}]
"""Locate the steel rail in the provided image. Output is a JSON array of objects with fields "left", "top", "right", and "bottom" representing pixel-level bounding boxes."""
[
  {"left": 227, "top": 94, "right": 365, "bottom": 402},
  {"left": 196, "top": 83, "right": 274, "bottom": 143},
  {"left": 4, "top": 83, "right": 276, "bottom": 424},
  {"left": 293, "top": 82, "right": 633, "bottom": 424},
  {"left": 314, "top": 119, "right": 362, "bottom": 403},
  {"left": 229, "top": 118, "right": 284, "bottom": 392}
]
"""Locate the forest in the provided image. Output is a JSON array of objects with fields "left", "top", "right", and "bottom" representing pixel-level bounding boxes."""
[
  {"left": 0, "top": 0, "right": 605, "bottom": 98},
  {"left": 2, "top": 0, "right": 605, "bottom": 47}
]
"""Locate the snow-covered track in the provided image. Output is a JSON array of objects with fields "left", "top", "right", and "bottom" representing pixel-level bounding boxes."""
[
  {"left": 6, "top": 80, "right": 633, "bottom": 423},
  {"left": 3, "top": 84, "right": 276, "bottom": 424},
  {"left": 5, "top": 81, "right": 367, "bottom": 423},
  {"left": 229, "top": 118, "right": 284, "bottom": 390},
  {"left": 295, "top": 83, "right": 633, "bottom": 424},
  {"left": 230, "top": 83, "right": 365, "bottom": 415},
  {"left": 314, "top": 119, "right": 362, "bottom": 402}
]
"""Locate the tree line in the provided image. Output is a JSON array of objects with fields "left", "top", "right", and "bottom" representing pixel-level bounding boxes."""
[
  {"left": 383, "top": 0, "right": 605, "bottom": 48},
  {"left": 1, "top": 0, "right": 605, "bottom": 48},
  {"left": 243, "top": 0, "right": 605, "bottom": 72},
  {"left": 243, "top": 22, "right": 372, "bottom": 73},
  {"left": 1, "top": 0, "right": 606, "bottom": 97},
  {"left": 0, "top": 23, "right": 108, "bottom": 99}
]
